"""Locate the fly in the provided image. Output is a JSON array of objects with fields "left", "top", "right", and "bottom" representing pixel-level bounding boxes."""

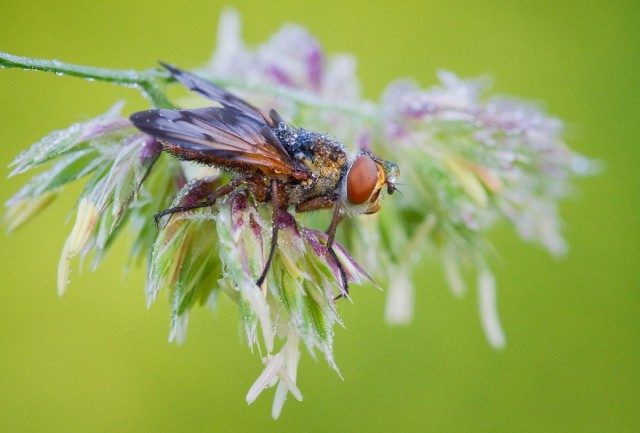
[{"left": 130, "top": 63, "right": 399, "bottom": 297}]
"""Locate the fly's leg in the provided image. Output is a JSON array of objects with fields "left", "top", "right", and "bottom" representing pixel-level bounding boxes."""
[
  {"left": 294, "top": 195, "right": 335, "bottom": 212},
  {"left": 256, "top": 179, "right": 281, "bottom": 289},
  {"left": 326, "top": 202, "right": 348, "bottom": 299},
  {"left": 296, "top": 196, "right": 348, "bottom": 299},
  {"left": 154, "top": 178, "right": 244, "bottom": 227}
]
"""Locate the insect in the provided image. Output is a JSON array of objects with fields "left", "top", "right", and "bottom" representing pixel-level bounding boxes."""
[{"left": 130, "top": 63, "right": 399, "bottom": 297}]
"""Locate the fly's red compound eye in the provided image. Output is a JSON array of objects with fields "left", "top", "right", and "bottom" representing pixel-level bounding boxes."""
[{"left": 346, "top": 155, "right": 379, "bottom": 205}]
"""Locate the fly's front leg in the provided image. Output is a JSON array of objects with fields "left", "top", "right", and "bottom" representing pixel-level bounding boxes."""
[
  {"left": 154, "top": 178, "right": 244, "bottom": 227},
  {"left": 294, "top": 195, "right": 336, "bottom": 213},
  {"left": 296, "top": 195, "right": 348, "bottom": 299},
  {"left": 256, "top": 179, "right": 281, "bottom": 291},
  {"left": 326, "top": 202, "right": 348, "bottom": 300}
]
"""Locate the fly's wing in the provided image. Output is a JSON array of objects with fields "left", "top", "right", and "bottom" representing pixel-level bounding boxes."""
[
  {"left": 130, "top": 106, "right": 307, "bottom": 179},
  {"left": 160, "top": 62, "right": 277, "bottom": 126}
]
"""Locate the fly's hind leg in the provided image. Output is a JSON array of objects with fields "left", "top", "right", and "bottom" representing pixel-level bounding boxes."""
[
  {"left": 256, "top": 179, "right": 281, "bottom": 289},
  {"left": 154, "top": 178, "right": 244, "bottom": 227}
]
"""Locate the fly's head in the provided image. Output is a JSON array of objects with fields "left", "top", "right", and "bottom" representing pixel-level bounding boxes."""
[{"left": 341, "top": 151, "right": 400, "bottom": 215}]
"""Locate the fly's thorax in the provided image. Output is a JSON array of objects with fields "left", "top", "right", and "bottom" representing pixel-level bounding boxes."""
[{"left": 274, "top": 124, "right": 349, "bottom": 205}]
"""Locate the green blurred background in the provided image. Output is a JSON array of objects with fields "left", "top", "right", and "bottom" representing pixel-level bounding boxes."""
[{"left": 1, "top": 0, "right": 638, "bottom": 431}]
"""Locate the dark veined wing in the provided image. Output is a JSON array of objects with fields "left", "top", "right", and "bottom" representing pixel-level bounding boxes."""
[
  {"left": 161, "top": 62, "right": 277, "bottom": 126},
  {"left": 130, "top": 106, "right": 308, "bottom": 179}
]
